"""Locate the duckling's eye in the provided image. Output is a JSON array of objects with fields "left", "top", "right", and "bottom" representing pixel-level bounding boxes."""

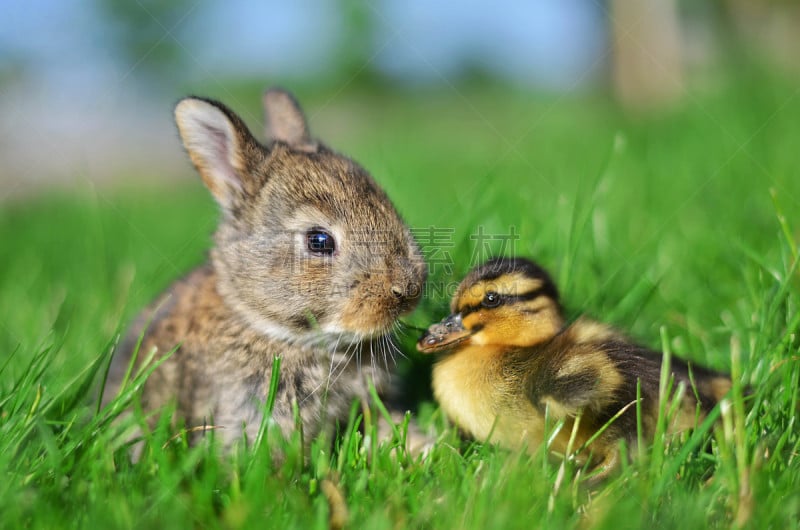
[
  {"left": 483, "top": 291, "right": 501, "bottom": 308},
  {"left": 306, "top": 229, "right": 336, "bottom": 255}
]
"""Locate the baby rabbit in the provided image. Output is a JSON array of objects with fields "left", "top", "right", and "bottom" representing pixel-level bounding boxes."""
[{"left": 103, "top": 89, "right": 427, "bottom": 452}]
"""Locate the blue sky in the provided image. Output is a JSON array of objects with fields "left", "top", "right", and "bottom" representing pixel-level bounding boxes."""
[
  {"left": 0, "top": 0, "right": 606, "bottom": 89},
  {"left": 0, "top": 0, "right": 607, "bottom": 190}
]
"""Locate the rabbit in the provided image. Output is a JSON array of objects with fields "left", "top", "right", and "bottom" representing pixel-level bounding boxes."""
[{"left": 102, "top": 89, "right": 428, "bottom": 454}]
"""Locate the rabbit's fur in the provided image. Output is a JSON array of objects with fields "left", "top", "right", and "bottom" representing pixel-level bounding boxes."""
[{"left": 103, "top": 89, "right": 427, "bottom": 450}]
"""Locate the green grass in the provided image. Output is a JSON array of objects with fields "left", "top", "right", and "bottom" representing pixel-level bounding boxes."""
[{"left": 1, "top": 72, "right": 800, "bottom": 529}]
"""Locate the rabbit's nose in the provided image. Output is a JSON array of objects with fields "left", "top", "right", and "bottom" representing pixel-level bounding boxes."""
[
  {"left": 391, "top": 279, "right": 422, "bottom": 311},
  {"left": 391, "top": 281, "right": 419, "bottom": 299}
]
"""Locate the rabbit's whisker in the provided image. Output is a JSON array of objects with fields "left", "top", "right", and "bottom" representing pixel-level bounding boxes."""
[
  {"left": 378, "top": 335, "right": 388, "bottom": 373},
  {"left": 300, "top": 337, "right": 357, "bottom": 405},
  {"left": 387, "top": 324, "right": 408, "bottom": 361},
  {"left": 386, "top": 334, "right": 403, "bottom": 364},
  {"left": 397, "top": 319, "right": 428, "bottom": 333},
  {"left": 323, "top": 331, "right": 344, "bottom": 396}
]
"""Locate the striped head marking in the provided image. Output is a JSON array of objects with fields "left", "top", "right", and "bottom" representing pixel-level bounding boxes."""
[{"left": 417, "top": 257, "right": 565, "bottom": 352}]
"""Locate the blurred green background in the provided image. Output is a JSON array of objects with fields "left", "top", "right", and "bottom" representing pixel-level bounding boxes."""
[{"left": 2, "top": 0, "right": 798, "bottom": 370}]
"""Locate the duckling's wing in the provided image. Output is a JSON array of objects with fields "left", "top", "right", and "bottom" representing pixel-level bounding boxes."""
[
  {"left": 522, "top": 341, "right": 627, "bottom": 420},
  {"left": 605, "top": 344, "right": 731, "bottom": 412},
  {"left": 523, "top": 338, "right": 668, "bottom": 426}
]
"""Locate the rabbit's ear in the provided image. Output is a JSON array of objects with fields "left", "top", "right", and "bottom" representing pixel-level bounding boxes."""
[
  {"left": 175, "top": 97, "right": 262, "bottom": 209},
  {"left": 263, "top": 88, "right": 317, "bottom": 151}
]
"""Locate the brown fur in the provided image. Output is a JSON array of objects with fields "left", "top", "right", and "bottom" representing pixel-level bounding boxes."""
[
  {"left": 421, "top": 257, "right": 732, "bottom": 479},
  {"left": 103, "top": 89, "right": 427, "bottom": 451}
]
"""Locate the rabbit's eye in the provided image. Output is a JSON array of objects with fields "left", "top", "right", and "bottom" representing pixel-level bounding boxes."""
[{"left": 306, "top": 229, "right": 336, "bottom": 255}]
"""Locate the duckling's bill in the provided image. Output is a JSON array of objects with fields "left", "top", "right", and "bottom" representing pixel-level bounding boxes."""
[{"left": 416, "top": 313, "right": 472, "bottom": 353}]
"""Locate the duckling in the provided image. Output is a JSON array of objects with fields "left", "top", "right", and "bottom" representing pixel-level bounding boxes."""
[{"left": 417, "top": 257, "right": 732, "bottom": 479}]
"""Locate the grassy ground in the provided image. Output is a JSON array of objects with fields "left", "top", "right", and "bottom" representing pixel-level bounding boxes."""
[{"left": 1, "top": 72, "right": 799, "bottom": 528}]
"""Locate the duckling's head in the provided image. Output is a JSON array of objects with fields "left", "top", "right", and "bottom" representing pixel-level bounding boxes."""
[{"left": 417, "top": 257, "right": 564, "bottom": 353}]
